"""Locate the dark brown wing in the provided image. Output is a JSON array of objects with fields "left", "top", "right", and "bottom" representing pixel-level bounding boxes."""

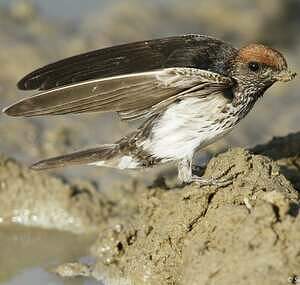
[
  {"left": 17, "top": 34, "right": 236, "bottom": 91},
  {"left": 4, "top": 68, "right": 233, "bottom": 120}
]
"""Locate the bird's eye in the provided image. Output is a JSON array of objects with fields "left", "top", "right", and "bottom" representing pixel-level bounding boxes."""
[{"left": 248, "top": 61, "right": 260, "bottom": 72}]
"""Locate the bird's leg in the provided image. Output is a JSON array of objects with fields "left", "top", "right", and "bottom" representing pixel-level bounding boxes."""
[
  {"left": 191, "top": 161, "right": 237, "bottom": 187},
  {"left": 177, "top": 158, "right": 193, "bottom": 184}
]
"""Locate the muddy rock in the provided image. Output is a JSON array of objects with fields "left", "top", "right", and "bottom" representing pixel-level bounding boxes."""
[
  {"left": 253, "top": 132, "right": 300, "bottom": 191},
  {"left": 0, "top": 154, "right": 110, "bottom": 234},
  {"left": 86, "top": 148, "right": 299, "bottom": 285}
]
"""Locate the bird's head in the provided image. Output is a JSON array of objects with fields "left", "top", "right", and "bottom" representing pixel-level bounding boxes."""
[{"left": 230, "top": 44, "right": 296, "bottom": 98}]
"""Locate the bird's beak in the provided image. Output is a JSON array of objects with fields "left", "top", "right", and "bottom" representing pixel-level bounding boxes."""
[{"left": 274, "top": 70, "right": 297, "bottom": 82}]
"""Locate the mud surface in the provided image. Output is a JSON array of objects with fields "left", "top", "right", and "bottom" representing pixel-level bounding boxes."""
[
  {"left": 86, "top": 147, "right": 299, "bottom": 285},
  {"left": 1, "top": 134, "right": 299, "bottom": 284},
  {"left": 253, "top": 132, "right": 300, "bottom": 191}
]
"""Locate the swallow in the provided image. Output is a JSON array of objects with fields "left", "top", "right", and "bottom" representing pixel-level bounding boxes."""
[{"left": 3, "top": 34, "right": 296, "bottom": 185}]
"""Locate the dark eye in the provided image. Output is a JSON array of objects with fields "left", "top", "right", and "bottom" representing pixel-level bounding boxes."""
[{"left": 248, "top": 61, "right": 260, "bottom": 72}]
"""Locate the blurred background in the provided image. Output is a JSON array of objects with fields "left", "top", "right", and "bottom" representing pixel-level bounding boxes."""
[{"left": 0, "top": 0, "right": 299, "bottom": 284}]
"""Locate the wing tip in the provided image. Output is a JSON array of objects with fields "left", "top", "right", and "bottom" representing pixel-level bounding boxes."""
[
  {"left": 17, "top": 72, "right": 32, "bottom": 90},
  {"left": 30, "top": 160, "right": 58, "bottom": 171},
  {"left": 3, "top": 96, "right": 43, "bottom": 117},
  {"left": 17, "top": 81, "right": 28, "bottom": 91},
  {"left": 2, "top": 105, "right": 9, "bottom": 115},
  {"left": 17, "top": 69, "right": 45, "bottom": 91},
  {"left": 2, "top": 105, "right": 18, "bottom": 117},
  {"left": 17, "top": 77, "right": 38, "bottom": 91},
  {"left": 30, "top": 162, "right": 47, "bottom": 171},
  {"left": 2, "top": 102, "right": 27, "bottom": 117},
  {"left": 17, "top": 77, "right": 26, "bottom": 90}
]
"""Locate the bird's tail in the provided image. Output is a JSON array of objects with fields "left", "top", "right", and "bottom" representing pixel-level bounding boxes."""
[{"left": 30, "top": 143, "right": 140, "bottom": 170}]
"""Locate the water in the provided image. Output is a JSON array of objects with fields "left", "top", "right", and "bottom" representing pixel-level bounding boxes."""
[
  {"left": 2, "top": 268, "right": 98, "bottom": 285},
  {"left": 0, "top": 225, "right": 99, "bottom": 285}
]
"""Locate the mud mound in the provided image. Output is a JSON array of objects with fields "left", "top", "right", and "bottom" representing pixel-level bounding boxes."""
[
  {"left": 0, "top": 155, "right": 138, "bottom": 234},
  {"left": 253, "top": 132, "right": 300, "bottom": 191},
  {"left": 81, "top": 148, "right": 299, "bottom": 285}
]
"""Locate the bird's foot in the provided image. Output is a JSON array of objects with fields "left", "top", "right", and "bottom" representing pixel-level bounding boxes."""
[
  {"left": 190, "top": 174, "right": 234, "bottom": 187},
  {"left": 190, "top": 163, "right": 240, "bottom": 187}
]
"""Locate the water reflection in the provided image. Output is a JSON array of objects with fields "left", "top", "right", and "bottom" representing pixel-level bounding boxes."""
[{"left": 0, "top": 225, "right": 98, "bottom": 285}]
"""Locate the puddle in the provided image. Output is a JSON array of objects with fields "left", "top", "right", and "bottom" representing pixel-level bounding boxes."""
[
  {"left": 2, "top": 267, "right": 100, "bottom": 285},
  {"left": 0, "top": 225, "right": 99, "bottom": 285}
]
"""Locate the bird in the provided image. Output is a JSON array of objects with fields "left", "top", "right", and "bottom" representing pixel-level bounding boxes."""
[{"left": 3, "top": 34, "right": 296, "bottom": 185}]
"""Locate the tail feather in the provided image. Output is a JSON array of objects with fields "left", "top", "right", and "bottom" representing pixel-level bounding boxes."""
[{"left": 31, "top": 144, "right": 119, "bottom": 170}]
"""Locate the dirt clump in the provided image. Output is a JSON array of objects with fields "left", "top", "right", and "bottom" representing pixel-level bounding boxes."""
[
  {"left": 82, "top": 148, "right": 299, "bottom": 285},
  {"left": 253, "top": 132, "right": 300, "bottom": 191}
]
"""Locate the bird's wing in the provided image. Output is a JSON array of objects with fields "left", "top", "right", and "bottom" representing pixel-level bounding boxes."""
[
  {"left": 17, "top": 34, "right": 235, "bottom": 91},
  {"left": 4, "top": 68, "right": 234, "bottom": 120}
]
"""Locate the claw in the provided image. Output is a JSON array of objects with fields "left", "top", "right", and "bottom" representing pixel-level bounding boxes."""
[{"left": 191, "top": 175, "right": 233, "bottom": 187}]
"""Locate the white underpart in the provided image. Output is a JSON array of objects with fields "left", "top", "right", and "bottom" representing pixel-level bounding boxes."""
[
  {"left": 117, "top": 155, "right": 139, "bottom": 169},
  {"left": 140, "top": 95, "right": 236, "bottom": 161}
]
